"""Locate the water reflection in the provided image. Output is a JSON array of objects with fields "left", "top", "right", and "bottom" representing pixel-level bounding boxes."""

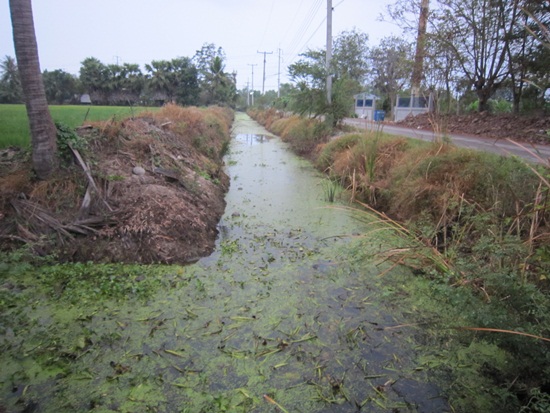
[{"left": 234, "top": 133, "right": 271, "bottom": 145}]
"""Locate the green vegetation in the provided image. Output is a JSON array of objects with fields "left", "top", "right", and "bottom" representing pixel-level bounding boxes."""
[
  {"left": 0, "top": 104, "right": 156, "bottom": 148},
  {"left": 250, "top": 109, "right": 550, "bottom": 411},
  {"left": 0, "top": 185, "right": 450, "bottom": 412}
]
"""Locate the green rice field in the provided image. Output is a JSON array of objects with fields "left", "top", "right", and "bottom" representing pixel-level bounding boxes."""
[{"left": 0, "top": 104, "right": 156, "bottom": 148}]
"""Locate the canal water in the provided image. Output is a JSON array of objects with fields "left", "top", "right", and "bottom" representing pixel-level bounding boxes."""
[
  {"left": 2, "top": 113, "right": 451, "bottom": 412},
  {"left": 152, "top": 113, "right": 449, "bottom": 412}
]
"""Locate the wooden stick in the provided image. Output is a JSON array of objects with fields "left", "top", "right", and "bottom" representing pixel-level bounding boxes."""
[{"left": 68, "top": 142, "right": 112, "bottom": 211}]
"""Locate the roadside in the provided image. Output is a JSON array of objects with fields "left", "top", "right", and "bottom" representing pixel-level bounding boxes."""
[{"left": 345, "top": 113, "right": 550, "bottom": 164}]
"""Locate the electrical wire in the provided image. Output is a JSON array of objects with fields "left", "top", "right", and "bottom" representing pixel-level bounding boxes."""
[
  {"left": 287, "top": 16, "right": 327, "bottom": 65},
  {"left": 284, "top": 0, "right": 324, "bottom": 59},
  {"left": 286, "top": 0, "right": 323, "bottom": 54},
  {"left": 286, "top": 0, "right": 347, "bottom": 67},
  {"left": 280, "top": 0, "right": 306, "bottom": 46},
  {"left": 258, "top": 0, "right": 276, "bottom": 49}
]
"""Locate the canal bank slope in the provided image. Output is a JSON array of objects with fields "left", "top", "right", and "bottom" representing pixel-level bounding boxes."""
[{"left": 0, "top": 104, "right": 232, "bottom": 264}]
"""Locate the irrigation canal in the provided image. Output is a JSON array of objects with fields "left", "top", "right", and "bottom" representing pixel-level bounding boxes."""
[{"left": 3, "top": 113, "right": 452, "bottom": 412}]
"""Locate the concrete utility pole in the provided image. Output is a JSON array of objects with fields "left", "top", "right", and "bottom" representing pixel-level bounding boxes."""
[
  {"left": 277, "top": 48, "right": 282, "bottom": 98},
  {"left": 248, "top": 64, "right": 257, "bottom": 105},
  {"left": 326, "top": 0, "right": 333, "bottom": 105},
  {"left": 257, "top": 50, "right": 273, "bottom": 94}
]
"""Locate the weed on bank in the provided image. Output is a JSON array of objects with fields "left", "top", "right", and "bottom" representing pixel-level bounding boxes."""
[{"left": 250, "top": 109, "right": 550, "bottom": 412}]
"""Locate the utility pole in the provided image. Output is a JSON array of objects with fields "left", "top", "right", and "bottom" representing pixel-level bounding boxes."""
[
  {"left": 257, "top": 50, "right": 273, "bottom": 94},
  {"left": 326, "top": 0, "right": 333, "bottom": 105},
  {"left": 277, "top": 48, "right": 282, "bottom": 98},
  {"left": 248, "top": 64, "right": 257, "bottom": 106}
]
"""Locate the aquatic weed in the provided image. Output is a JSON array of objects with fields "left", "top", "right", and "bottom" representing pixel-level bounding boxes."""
[{"left": 321, "top": 178, "right": 341, "bottom": 203}]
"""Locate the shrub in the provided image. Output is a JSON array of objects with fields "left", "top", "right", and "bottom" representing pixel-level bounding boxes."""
[{"left": 316, "top": 133, "right": 363, "bottom": 171}]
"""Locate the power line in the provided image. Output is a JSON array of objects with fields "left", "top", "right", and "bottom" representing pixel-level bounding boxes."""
[
  {"left": 259, "top": 0, "right": 276, "bottom": 48},
  {"left": 287, "top": 16, "right": 326, "bottom": 65},
  {"left": 285, "top": 0, "right": 324, "bottom": 59},
  {"left": 280, "top": 0, "right": 306, "bottom": 46},
  {"left": 285, "top": 0, "right": 323, "bottom": 56}
]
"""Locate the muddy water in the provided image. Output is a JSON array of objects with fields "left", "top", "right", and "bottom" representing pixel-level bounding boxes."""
[{"left": 1, "top": 113, "right": 450, "bottom": 412}]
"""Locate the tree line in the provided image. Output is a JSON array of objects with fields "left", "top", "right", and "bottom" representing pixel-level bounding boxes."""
[
  {"left": 261, "top": 0, "right": 550, "bottom": 124},
  {"left": 0, "top": 43, "right": 237, "bottom": 107},
  {"left": 4, "top": 1, "right": 549, "bottom": 124}
]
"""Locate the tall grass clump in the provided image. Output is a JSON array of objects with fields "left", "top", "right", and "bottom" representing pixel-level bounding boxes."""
[
  {"left": 152, "top": 104, "right": 232, "bottom": 161},
  {"left": 316, "top": 131, "right": 410, "bottom": 203},
  {"left": 247, "top": 107, "right": 284, "bottom": 130},
  {"left": 321, "top": 177, "right": 341, "bottom": 202},
  {"left": 251, "top": 113, "right": 332, "bottom": 156}
]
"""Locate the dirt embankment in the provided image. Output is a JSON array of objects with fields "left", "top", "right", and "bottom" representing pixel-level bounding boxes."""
[
  {"left": 0, "top": 105, "right": 233, "bottom": 264},
  {"left": 396, "top": 112, "right": 550, "bottom": 144}
]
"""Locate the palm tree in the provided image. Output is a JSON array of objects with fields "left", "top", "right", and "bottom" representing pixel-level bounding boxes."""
[
  {"left": 0, "top": 56, "right": 23, "bottom": 103},
  {"left": 9, "top": 0, "right": 57, "bottom": 179},
  {"left": 145, "top": 60, "right": 172, "bottom": 103}
]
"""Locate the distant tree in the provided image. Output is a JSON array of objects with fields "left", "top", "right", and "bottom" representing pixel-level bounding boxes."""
[
  {"left": 288, "top": 49, "right": 328, "bottom": 117},
  {"left": 193, "top": 43, "right": 225, "bottom": 83},
  {"left": 0, "top": 55, "right": 23, "bottom": 103},
  {"left": 422, "top": 35, "right": 462, "bottom": 113},
  {"left": 42, "top": 69, "right": 79, "bottom": 104},
  {"left": 516, "top": 1, "right": 550, "bottom": 111},
  {"left": 205, "top": 56, "right": 236, "bottom": 106},
  {"left": 106, "top": 63, "right": 144, "bottom": 105},
  {"left": 145, "top": 60, "right": 172, "bottom": 104},
  {"left": 288, "top": 29, "right": 370, "bottom": 124},
  {"left": 144, "top": 58, "right": 199, "bottom": 105},
  {"left": 79, "top": 57, "right": 109, "bottom": 104},
  {"left": 332, "top": 28, "right": 370, "bottom": 83},
  {"left": 193, "top": 43, "right": 236, "bottom": 106},
  {"left": 272, "top": 83, "right": 296, "bottom": 110},
  {"left": 369, "top": 36, "right": 414, "bottom": 115},
  {"left": 170, "top": 57, "right": 199, "bottom": 106},
  {"left": 434, "top": 0, "right": 522, "bottom": 112},
  {"left": 9, "top": 0, "right": 57, "bottom": 179},
  {"left": 254, "top": 89, "right": 279, "bottom": 108}
]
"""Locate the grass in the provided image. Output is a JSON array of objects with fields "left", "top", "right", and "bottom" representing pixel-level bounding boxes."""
[
  {"left": 0, "top": 104, "right": 157, "bottom": 148},
  {"left": 249, "top": 108, "right": 550, "bottom": 411}
]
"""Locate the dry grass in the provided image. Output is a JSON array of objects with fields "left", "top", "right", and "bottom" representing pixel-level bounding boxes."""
[
  {"left": 0, "top": 104, "right": 233, "bottom": 263},
  {"left": 151, "top": 104, "right": 232, "bottom": 160},
  {"left": 29, "top": 176, "right": 83, "bottom": 211},
  {"left": 247, "top": 108, "right": 284, "bottom": 130}
]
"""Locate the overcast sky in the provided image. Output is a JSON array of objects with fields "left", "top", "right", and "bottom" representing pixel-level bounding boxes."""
[{"left": 1, "top": 0, "right": 400, "bottom": 91}]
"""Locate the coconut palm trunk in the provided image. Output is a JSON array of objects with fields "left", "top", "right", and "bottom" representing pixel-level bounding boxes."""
[{"left": 9, "top": 0, "right": 57, "bottom": 179}]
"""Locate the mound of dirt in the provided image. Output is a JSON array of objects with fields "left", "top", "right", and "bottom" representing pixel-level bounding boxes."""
[
  {"left": 396, "top": 112, "right": 550, "bottom": 144},
  {"left": 0, "top": 106, "right": 232, "bottom": 264}
]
